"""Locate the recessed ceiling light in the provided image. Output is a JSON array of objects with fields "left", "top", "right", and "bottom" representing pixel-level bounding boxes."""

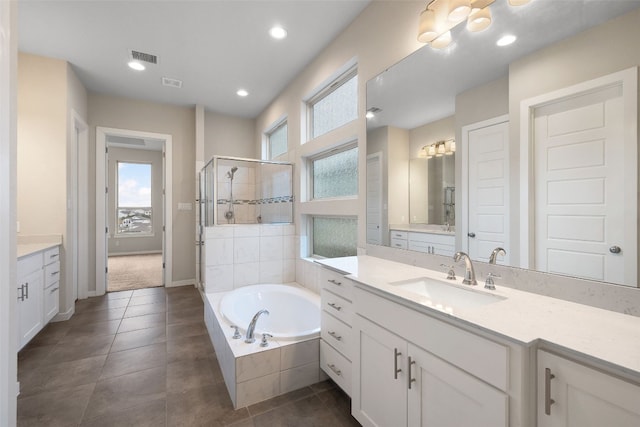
[
  {"left": 497, "top": 34, "right": 517, "bottom": 47},
  {"left": 365, "top": 111, "right": 375, "bottom": 119},
  {"left": 269, "top": 25, "right": 288, "bottom": 40},
  {"left": 128, "top": 60, "right": 145, "bottom": 71},
  {"left": 237, "top": 89, "right": 249, "bottom": 97}
]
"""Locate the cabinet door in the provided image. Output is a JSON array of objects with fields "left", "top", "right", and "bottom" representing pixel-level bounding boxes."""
[
  {"left": 17, "top": 269, "right": 44, "bottom": 349},
  {"left": 408, "top": 343, "right": 508, "bottom": 427},
  {"left": 353, "top": 316, "right": 407, "bottom": 427},
  {"left": 538, "top": 350, "right": 640, "bottom": 427}
]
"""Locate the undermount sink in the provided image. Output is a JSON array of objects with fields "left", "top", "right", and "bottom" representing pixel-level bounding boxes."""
[{"left": 390, "top": 277, "right": 506, "bottom": 313}]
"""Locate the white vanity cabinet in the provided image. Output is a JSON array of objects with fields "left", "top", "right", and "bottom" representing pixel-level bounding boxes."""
[
  {"left": 537, "top": 350, "right": 640, "bottom": 427},
  {"left": 319, "top": 266, "right": 354, "bottom": 395},
  {"left": 353, "top": 286, "right": 510, "bottom": 427},
  {"left": 17, "top": 253, "right": 44, "bottom": 350},
  {"left": 43, "top": 247, "right": 61, "bottom": 323},
  {"left": 17, "top": 245, "right": 61, "bottom": 350},
  {"left": 389, "top": 229, "right": 455, "bottom": 256}
]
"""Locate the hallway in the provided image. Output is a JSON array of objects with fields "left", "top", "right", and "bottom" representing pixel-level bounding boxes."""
[{"left": 17, "top": 286, "right": 357, "bottom": 426}]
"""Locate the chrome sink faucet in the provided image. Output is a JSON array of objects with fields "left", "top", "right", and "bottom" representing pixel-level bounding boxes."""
[
  {"left": 489, "top": 247, "right": 506, "bottom": 264},
  {"left": 453, "top": 251, "right": 477, "bottom": 286},
  {"left": 245, "top": 309, "right": 269, "bottom": 343}
]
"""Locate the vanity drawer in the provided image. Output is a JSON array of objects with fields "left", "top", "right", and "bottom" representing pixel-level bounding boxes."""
[
  {"left": 355, "top": 287, "right": 509, "bottom": 391},
  {"left": 390, "top": 230, "right": 408, "bottom": 240},
  {"left": 43, "top": 246, "right": 60, "bottom": 265},
  {"left": 321, "top": 340, "right": 352, "bottom": 396},
  {"left": 321, "top": 288, "right": 353, "bottom": 325},
  {"left": 44, "top": 283, "right": 59, "bottom": 323},
  {"left": 408, "top": 231, "right": 454, "bottom": 245},
  {"left": 319, "top": 267, "right": 353, "bottom": 301},
  {"left": 321, "top": 310, "right": 352, "bottom": 360},
  {"left": 390, "top": 238, "right": 408, "bottom": 250},
  {"left": 44, "top": 261, "right": 60, "bottom": 288}
]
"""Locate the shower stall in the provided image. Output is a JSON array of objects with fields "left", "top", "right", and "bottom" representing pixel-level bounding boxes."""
[{"left": 199, "top": 156, "right": 294, "bottom": 226}]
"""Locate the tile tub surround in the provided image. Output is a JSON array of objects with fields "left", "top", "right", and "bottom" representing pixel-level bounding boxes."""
[
  {"left": 205, "top": 291, "right": 325, "bottom": 409},
  {"left": 205, "top": 224, "right": 296, "bottom": 292},
  {"left": 317, "top": 255, "right": 640, "bottom": 383}
]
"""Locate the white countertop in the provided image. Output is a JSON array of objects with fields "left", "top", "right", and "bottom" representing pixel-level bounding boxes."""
[
  {"left": 16, "top": 236, "right": 62, "bottom": 259},
  {"left": 316, "top": 255, "right": 640, "bottom": 380},
  {"left": 389, "top": 225, "right": 455, "bottom": 236}
]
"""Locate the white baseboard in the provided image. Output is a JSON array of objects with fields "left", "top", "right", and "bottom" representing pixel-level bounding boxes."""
[
  {"left": 168, "top": 279, "right": 196, "bottom": 288},
  {"left": 52, "top": 306, "right": 74, "bottom": 322}
]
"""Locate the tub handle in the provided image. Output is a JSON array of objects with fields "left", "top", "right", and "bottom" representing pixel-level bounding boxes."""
[
  {"left": 230, "top": 325, "right": 242, "bottom": 339},
  {"left": 327, "top": 363, "right": 342, "bottom": 377},
  {"left": 260, "top": 333, "right": 272, "bottom": 347},
  {"left": 328, "top": 279, "right": 342, "bottom": 286},
  {"left": 327, "top": 302, "right": 342, "bottom": 311},
  {"left": 328, "top": 331, "right": 342, "bottom": 341}
]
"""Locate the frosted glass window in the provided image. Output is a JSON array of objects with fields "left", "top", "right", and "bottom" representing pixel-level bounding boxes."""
[
  {"left": 309, "top": 71, "right": 358, "bottom": 139},
  {"left": 117, "top": 162, "right": 152, "bottom": 234},
  {"left": 312, "top": 145, "right": 358, "bottom": 199},
  {"left": 267, "top": 121, "right": 288, "bottom": 159},
  {"left": 313, "top": 217, "right": 357, "bottom": 258}
]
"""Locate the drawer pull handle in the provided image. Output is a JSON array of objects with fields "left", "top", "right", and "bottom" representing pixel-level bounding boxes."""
[
  {"left": 50, "top": 271, "right": 59, "bottom": 276},
  {"left": 327, "top": 302, "right": 342, "bottom": 311},
  {"left": 394, "top": 348, "right": 402, "bottom": 379},
  {"left": 408, "top": 357, "right": 416, "bottom": 389},
  {"left": 50, "top": 253, "right": 59, "bottom": 258},
  {"left": 50, "top": 287, "right": 59, "bottom": 293},
  {"left": 17, "top": 284, "right": 25, "bottom": 302},
  {"left": 25, "top": 282, "right": 29, "bottom": 299},
  {"left": 328, "top": 331, "right": 342, "bottom": 341},
  {"left": 327, "top": 363, "right": 342, "bottom": 376},
  {"left": 327, "top": 279, "right": 342, "bottom": 286},
  {"left": 545, "top": 367, "right": 555, "bottom": 415}
]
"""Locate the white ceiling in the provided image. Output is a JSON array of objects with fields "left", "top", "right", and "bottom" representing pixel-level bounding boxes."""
[
  {"left": 18, "top": 0, "right": 371, "bottom": 118},
  {"left": 367, "top": 0, "right": 640, "bottom": 131}
]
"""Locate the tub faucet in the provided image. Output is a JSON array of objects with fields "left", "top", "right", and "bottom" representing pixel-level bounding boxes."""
[
  {"left": 245, "top": 309, "right": 269, "bottom": 343},
  {"left": 453, "top": 251, "right": 477, "bottom": 286},
  {"left": 489, "top": 247, "right": 506, "bottom": 264}
]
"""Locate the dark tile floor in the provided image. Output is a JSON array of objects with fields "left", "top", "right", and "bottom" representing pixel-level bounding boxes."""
[{"left": 17, "top": 286, "right": 360, "bottom": 426}]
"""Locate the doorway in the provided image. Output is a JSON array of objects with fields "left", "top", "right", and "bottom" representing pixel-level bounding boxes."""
[
  {"left": 96, "top": 127, "right": 173, "bottom": 295},
  {"left": 520, "top": 68, "right": 637, "bottom": 285}
]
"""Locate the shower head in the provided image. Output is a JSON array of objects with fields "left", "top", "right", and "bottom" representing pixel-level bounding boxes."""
[{"left": 226, "top": 166, "right": 239, "bottom": 180}]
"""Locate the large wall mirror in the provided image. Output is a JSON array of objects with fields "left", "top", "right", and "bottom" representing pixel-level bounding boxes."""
[{"left": 366, "top": 0, "right": 640, "bottom": 288}]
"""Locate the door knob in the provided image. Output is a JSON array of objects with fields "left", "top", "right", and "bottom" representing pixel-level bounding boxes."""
[
  {"left": 609, "top": 246, "right": 622, "bottom": 254},
  {"left": 468, "top": 232, "right": 476, "bottom": 238}
]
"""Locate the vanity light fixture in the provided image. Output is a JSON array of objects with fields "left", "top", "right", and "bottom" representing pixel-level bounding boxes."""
[
  {"left": 418, "top": 0, "right": 529, "bottom": 48},
  {"left": 421, "top": 139, "right": 456, "bottom": 159}
]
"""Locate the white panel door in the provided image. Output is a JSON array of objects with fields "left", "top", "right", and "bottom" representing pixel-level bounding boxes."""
[
  {"left": 366, "top": 153, "right": 383, "bottom": 245},
  {"left": 533, "top": 85, "right": 631, "bottom": 285},
  {"left": 468, "top": 121, "right": 510, "bottom": 264}
]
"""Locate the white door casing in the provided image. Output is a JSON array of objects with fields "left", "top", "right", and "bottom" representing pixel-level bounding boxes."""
[
  {"left": 96, "top": 127, "right": 173, "bottom": 294},
  {"left": 461, "top": 115, "right": 510, "bottom": 264},
  {"left": 69, "top": 110, "right": 88, "bottom": 303},
  {"left": 520, "top": 67, "right": 637, "bottom": 286},
  {"left": 366, "top": 152, "right": 383, "bottom": 245}
]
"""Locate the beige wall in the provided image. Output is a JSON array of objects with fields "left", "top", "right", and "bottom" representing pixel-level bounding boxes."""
[
  {"left": 107, "top": 147, "right": 163, "bottom": 256},
  {"left": 204, "top": 111, "right": 256, "bottom": 161},
  {"left": 255, "top": 1, "right": 425, "bottom": 247},
  {"left": 18, "top": 52, "right": 88, "bottom": 315},
  {"left": 507, "top": 8, "right": 640, "bottom": 265},
  {"left": 88, "top": 94, "right": 196, "bottom": 287}
]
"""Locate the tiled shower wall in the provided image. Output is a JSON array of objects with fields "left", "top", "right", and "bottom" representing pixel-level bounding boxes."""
[{"left": 204, "top": 224, "right": 296, "bottom": 293}]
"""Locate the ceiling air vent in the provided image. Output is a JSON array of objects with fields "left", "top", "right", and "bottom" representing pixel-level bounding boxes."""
[
  {"left": 162, "top": 77, "right": 183, "bottom": 89},
  {"left": 129, "top": 49, "right": 158, "bottom": 65}
]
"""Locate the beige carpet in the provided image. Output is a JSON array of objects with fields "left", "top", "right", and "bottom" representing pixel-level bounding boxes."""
[{"left": 107, "top": 254, "right": 163, "bottom": 292}]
